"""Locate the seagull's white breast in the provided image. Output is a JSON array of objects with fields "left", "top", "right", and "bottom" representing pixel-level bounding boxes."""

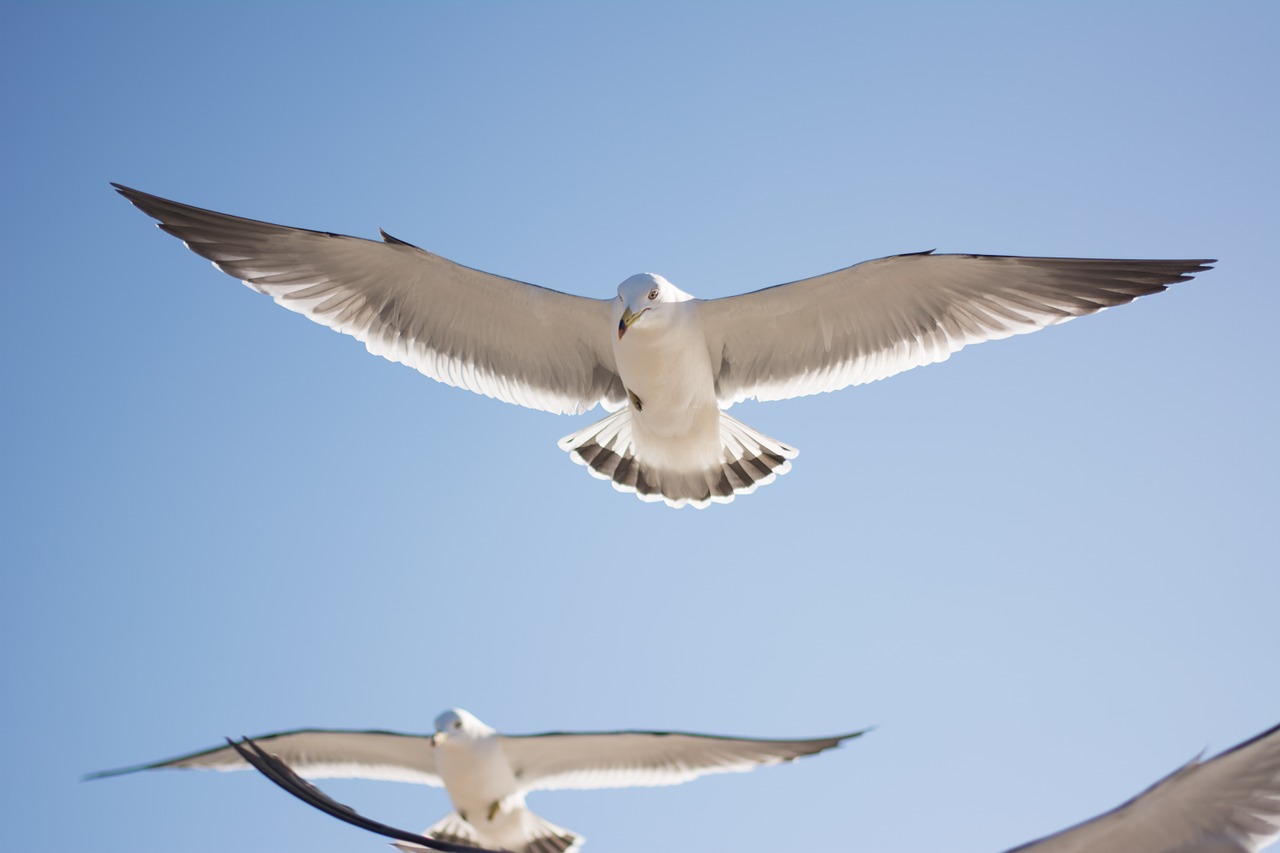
[
  {"left": 433, "top": 736, "right": 520, "bottom": 814},
  {"left": 611, "top": 300, "right": 722, "bottom": 471}
]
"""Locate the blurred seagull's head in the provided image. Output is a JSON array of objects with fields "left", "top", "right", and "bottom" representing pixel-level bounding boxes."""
[{"left": 431, "top": 708, "right": 493, "bottom": 745}]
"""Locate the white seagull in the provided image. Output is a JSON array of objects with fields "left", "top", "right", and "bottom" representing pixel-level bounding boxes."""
[
  {"left": 181, "top": 719, "right": 1280, "bottom": 853},
  {"left": 114, "top": 184, "right": 1213, "bottom": 508},
  {"left": 89, "top": 708, "right": 867, "bottom": 853}
]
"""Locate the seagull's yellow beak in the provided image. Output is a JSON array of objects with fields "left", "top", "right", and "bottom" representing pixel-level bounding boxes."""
[
  {"left": 618, "top": 307, "right": 643, "bottom": 339},
  {"left": 430, "top": 732, "right": 446, "bottom": 746}
]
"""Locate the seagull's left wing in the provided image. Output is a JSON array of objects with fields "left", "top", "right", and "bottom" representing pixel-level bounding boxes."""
[
  {"left": 1003, "top": 721, "right": 1280, "bottom": 853},
  {"left": 500, "top": 728, "right": 868, "bottom": 791},
  {"left": 85, "top": 728, "right": 443, "bottom": 786},
  {"left": 698, "top": 252, "right": 1212, "bottom": 405},
  {"left": 227, "top": 738, "right": 500, "bottom": 853},
  {"left": 113, "top": 184, "right": 624, "bottom": 415}
]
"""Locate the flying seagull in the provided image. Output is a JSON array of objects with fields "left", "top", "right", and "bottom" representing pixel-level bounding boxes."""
[
  {"left": 113, "top": 183, "right": 1213, "bottom": 508},
  {"left": 186, "top": 719, "right": 1280, "bottom": 853},
  {"left": 88, "top": 707, "right": 867, "bottom": 853},
  {"left": 1002, "top": 719, "right": 1280, "bottom": 853}
]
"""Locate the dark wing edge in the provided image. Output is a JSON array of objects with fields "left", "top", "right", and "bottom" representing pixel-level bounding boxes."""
[
  {"left": 83, "top": 727, "right": 436, "bottom": 781},
  {"left": 701, "top": 252, "right": 1215, "bottom": 405},
  {"left": 508, "top": 726, "right": 871, "bottom": 748},
  {"left": 228, "top": 737, "right": 503, "bottom": 853},
  {"left": 111, "top": 183, "right": 625, "bottom": 415},
  {"left": 505, "top": 726, "right": 872, "bottom": 791},
  {"left": 1001, "top": 720, "right": 1280, "bottom": 853}
]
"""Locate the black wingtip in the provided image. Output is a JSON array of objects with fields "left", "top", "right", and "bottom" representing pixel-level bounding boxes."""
[
  {"left": 110, "top": 182, "right": 161, "bottom": 215},
  {"left": 826, "top": 726, "right": 875, "bottom": 751},
  {"left": 81, "top": 759, "right": 161, "bottom": 782}
]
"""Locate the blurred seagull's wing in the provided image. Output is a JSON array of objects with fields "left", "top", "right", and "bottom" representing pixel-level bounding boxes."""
[
  {"left": 114, "top": 184, "right": 624, "bottom": 415},
  {"left": 1005, "top": 721, "right": 1280, "bottom": 853},
  {"left": 699, "top": 252, "right": 1213, "bottom": 405},
  {"left": 86, "top": 729, "right": 443, "bottom": 786},
  {"left": 501, "top": 728, "right": 868, "bottom": 791},
  {"left": 227, "top": 737, "right": 498, "bottom": 853}
]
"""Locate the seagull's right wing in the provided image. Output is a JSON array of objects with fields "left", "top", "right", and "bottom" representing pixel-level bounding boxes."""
[
  {"left": 699, "top": 252, "right": 1212, "bottom": 406},
  {"left": 502, "top": 727, "right": 867, "bottom": 791},
  {"left": 228, "top": 737, "right": 498, "bottom": 853},
  {"left": 86, "top": 729, "right": 443, "bottom": 786},
  {"left": 1004, "top": 721, "right": 1280, "bottom": 853},
  {"left": 114, "top": 184, "right": 625, "bottom": 415}
]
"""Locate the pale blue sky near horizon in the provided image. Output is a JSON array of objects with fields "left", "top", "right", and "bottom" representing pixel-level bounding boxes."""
[{"left": 2, "top": 3, "right": 1277, "bottom": 852}]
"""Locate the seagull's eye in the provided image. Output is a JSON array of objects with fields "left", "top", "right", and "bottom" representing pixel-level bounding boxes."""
[
  {"left": 453, "top": 721, "right": 462, "bottom": 729},
  {"left": 647, "top": 290, "right": 659, "bottom": 300}
]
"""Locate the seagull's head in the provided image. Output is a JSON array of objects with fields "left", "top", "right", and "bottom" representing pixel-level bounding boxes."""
[
  {"left": 430, "top": 708, "right": 493, "bottom": 746},
  {"left": 616, "top": 273, "right": 688, "bottom": 339}
]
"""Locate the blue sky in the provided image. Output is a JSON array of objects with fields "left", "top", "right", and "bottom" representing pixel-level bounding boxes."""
[{"left": 2, "top": 2, "right": 1277, "bottom": 852}]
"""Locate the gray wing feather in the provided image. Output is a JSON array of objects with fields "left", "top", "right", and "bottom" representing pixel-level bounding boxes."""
[
  {"left": 1004, "top": 722, "right": 1280, "bottom": 853},
  {"left": 114, "top": 184, "right": 624, "bottom": 415},
  {"left": 500, "top": 728, "right": 867, "bottom": 791},
  {"left": 699, "top": 252, "right": 1213, "bottom": 405},
  {"left": 86, "top": 729, "right": 443, "bottom": 786},
  {"left": 228, "top": 738, "right": 495, "bottom": 853}
]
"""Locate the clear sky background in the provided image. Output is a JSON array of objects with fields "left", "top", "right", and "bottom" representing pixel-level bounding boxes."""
[{"left": 2, "top": 3, "right": 1277, "bottom": 852}]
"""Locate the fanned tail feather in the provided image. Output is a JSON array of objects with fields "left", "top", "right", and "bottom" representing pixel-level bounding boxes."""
[
  {"left": 510, "top": 811, "right": 581, "bottom": 853},
  {"left": 558, "top": 410, "right": 796, "bottom": 508},
  {"left": 395, "top": 810, "right": 581, "bottom": 853},
  {"left": 411, "top": 812, "right": 480, "bottom": 849}
]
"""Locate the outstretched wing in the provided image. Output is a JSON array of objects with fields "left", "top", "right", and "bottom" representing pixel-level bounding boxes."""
[
  {"left": 699, "top": 252, "right": 1212, "bottom": 405},
  {"left": 501, "top": 728, "right": 868, "bottom": 791},
  {"left": 228, "top": 737, "right": 497, "bottom": 853},
  {"left": 1004, "top": 721, "right": 1280, "bottom": 852},
  {"left": 86, "top": 728, "right": 442, "bottom": 786},
  {"left": 114, "top": 184, "right": 625, "bottom": 415}
]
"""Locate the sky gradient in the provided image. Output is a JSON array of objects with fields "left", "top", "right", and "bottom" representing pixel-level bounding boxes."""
[{"left": 2, "top": 3, "right": 1278, "bottom": 852}]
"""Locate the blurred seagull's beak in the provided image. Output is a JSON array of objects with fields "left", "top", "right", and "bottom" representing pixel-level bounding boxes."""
[{"left": 430, "top": 732, "right": 445, "bottom": 746}]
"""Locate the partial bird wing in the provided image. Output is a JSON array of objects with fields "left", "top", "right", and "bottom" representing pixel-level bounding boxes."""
[
  {"left": 85, "top": 729, "right": 443, "bottom": 786},
  {"left": 1004, "top": 721, "right": 1280, "bottom": 853},
  {"left": 227, "top": 737, "right": 498, "bottom": 853},
  {"left": 114, "top": 184, "right": 625, "bottom": 415},
  {"left": 500, "top": 727, "right": 868, "bottom": 791},
  {"left": 698, "top": 252, "right": 1213, "bottom": 405}
]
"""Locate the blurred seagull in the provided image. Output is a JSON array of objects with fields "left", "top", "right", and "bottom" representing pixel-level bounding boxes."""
[
  {"left": 1003, "top": 720, "right": 1280, "bottom": 853},
  {"left": 89, "top": 708, "right": 867, "bottom": 853},
  {"left": 114, "top": 184, "right": 1213, "bottom": 508},
  {"left": 179, "top": 719, "right": 1280, "bottom": 853}
]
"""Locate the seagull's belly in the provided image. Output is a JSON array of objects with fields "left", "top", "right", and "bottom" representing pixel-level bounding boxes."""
[
  {"left": 435, "top": 741, "right": 519, "bottom": 815},
  {"left": 614, "top": 320, "right": 722, "bottom": 471},
  {"left": 630, "top": 400, "right": 722, "bottom": 472}
]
